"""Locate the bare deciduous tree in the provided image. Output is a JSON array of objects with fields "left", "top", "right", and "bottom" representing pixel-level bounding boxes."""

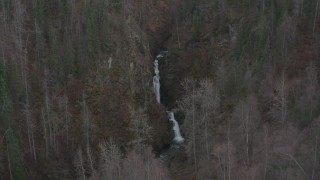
[
  {"left": 179, "top": 78, "right": 220, "bottom": 176},
  {"left": 213, "top": 136, "right": 235, "bottom": 180},
  {"left": 22, "top": 46, "right": 36, "bottom": 160},
  {"left": 97, "top": 139, "right": 122, "bottom": 179},
  {"left": 81, "top": 93, "right": 94, "bottom": 173},
  {"left": 122, "top": 148, "right": 168, "bottom": 180},
  {"left": 269, "top": 72, "right": 288, "bottom": 127},
  {"left": 75, "top": 149, "right": 86, "bottom": 180},
  {"left": 64, "top": 95, "right": 71, "bottom": 148},
  {"left": 216, "top": 60, "right": 226, "bottom": 96},
  {"left": 178, "top": 78, "right": 198, "bottom": 174},
  {"left": 22, "top": 102, "right": 36, "bottom": 161},
  {"left": 233, "top": 94, "right": 260, "bottom": 166},
  {"left": 313, "top": 0, "right": 320, "bottom": 36},
  {"left": 263, "top": 124, "right": 269, "bottom": 180},
  {"left": 130, "top": 107, "right": 152, "bottom": 154},
  {"left": 196, "top": 79, "right": 220, "bottom": 160},
  {"left": 43, "top": 69, "right": 57, "bottom": 153},
  {"left": 91, "top": 143, "right": 168, "bottom": 180},
  {"left": 311, "top": 118, "right": 320, "bottom": 180},
  {"left": 41, "top": 107, "right": 48, "bottom": 158},
  {"left": 305, "top": 62, "right": 319, "bottom": 122}
]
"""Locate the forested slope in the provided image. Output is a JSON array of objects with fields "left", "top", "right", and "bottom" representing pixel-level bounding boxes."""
[
  {"left": 0, "top": 0, "right": 173, "bottom": 179},
  {"left": 161, "top": 0, "right": 320, "bottom": 179},
  {"left": 0, "top": 0, "right": 320, "bottom": 180}
]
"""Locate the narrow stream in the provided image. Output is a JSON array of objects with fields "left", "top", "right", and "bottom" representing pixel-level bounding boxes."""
[{"left": 153, "top": 51, "right": 184, "bottom": 148}]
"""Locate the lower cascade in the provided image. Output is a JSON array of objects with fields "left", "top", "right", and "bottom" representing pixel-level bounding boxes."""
[
  {"left": 167, "top": 111, "right": 185, "bottom": 143},
  {"left": 153, "top": 51, "right": 184, "bottom": 144}
]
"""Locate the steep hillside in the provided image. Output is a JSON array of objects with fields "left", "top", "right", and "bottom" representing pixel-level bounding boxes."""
[
  {"left": 1, "top": 0, "right": 320, "bottom": 179},
  {"left": 0, "top": 0, "right": 174, "bottom": 179},
  {"left": 159, "top": 0, "right": 320, "bottom": 179}
]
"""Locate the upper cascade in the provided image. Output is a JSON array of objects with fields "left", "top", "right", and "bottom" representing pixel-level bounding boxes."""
[
  {"left": 153, "top": 51, "right": 168, "bottom": 104},
  {"left": 153, "top": 58, "right": 161, "bottom": 103}
]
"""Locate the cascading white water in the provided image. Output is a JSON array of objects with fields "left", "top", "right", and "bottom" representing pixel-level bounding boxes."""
[
  {"left": 153, "top": 52, "right": 184, "bottom": 144},
  {"left": 167, "top": 111, "right": 185, "bottom": 143},
  {"left": 153, "top": 59, "right": 161, "bottom": 103}
]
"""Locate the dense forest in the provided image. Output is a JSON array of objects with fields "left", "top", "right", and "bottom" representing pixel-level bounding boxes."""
[{"left": 0, "top": 0, "right": 320, "bottom": 179}]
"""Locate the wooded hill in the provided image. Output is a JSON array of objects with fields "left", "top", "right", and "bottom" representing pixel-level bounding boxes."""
[{"left": 0, "top": 0, "right": 320, "bottom": 179}]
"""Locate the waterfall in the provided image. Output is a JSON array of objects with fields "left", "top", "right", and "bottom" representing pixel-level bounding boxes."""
[
  {"left": 153, "top": 59, "right": 161, "bottom": 103},
  {"left": 167, "top": 111, "right": 185, "bottom": 143},
  {"left": 153, "top": 51, "right": 184, "bottom": 144}
]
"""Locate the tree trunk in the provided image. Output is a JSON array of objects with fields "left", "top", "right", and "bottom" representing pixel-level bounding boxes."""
[
  {"left": 263, "top": 126, "right": 268, "bottom": 180},
  {"left": 26, "top": 111, "right": 32, "bottom": 155},
  {"left": 48, "top": 119, "right": 53, "bottom": 150},
  {"left": 205, "top": 120, "right": 209, "bottom": 160},
  {"left": 65, "top": 97, "right": 69, "bottom": 148},
  {"left": 217, "top": 151, "right": 226, "bottom": 180},
  {"left": 176, "top": 18, "right": 181, "bottom": 49},
  {"left": 192, "top": 88, "right": 197, "bottom": 176},
  {"left": 246, "top": 108, "right": 249, "bottom": 166},
  {"left": 79, "top": 151, "right": 86, "bottom": 180},
  {"left": 312, "top": 135, "right": 318, "bottom": 180},
  {"left": 87, "top": 145, "right": 94, "bottom": 172},
  {"left": 227, "top": 121, "right": 231, "bottom": 180},
  {"left": 53, "top": 119, "right": 57, "bottom": 153},
  {"left": 280, "top": 153, "right": 309, "bottom": 180},
  {"left": 313, "top": 0, "right": 320, "bottom": 36},
  {"left": 31, "top": 124, "right": 36, "bottom": 161},
  {"left": 280, "top": 72, "right": 287, "bottom": 128},
  {"left": 246, "top": 130, "right": 249, "bottom": 165},
  {"left": 1, "top": 0, "right": 7, "bottom": 32},
  {"left": 6, "top": 141, "right": 13, "bottom": 180},
  {"left": 44, "top": 73, "right": 53, "bottom": 151},
  {"left": 42, "top": 108, "right": 48, "bottom": 157}
]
